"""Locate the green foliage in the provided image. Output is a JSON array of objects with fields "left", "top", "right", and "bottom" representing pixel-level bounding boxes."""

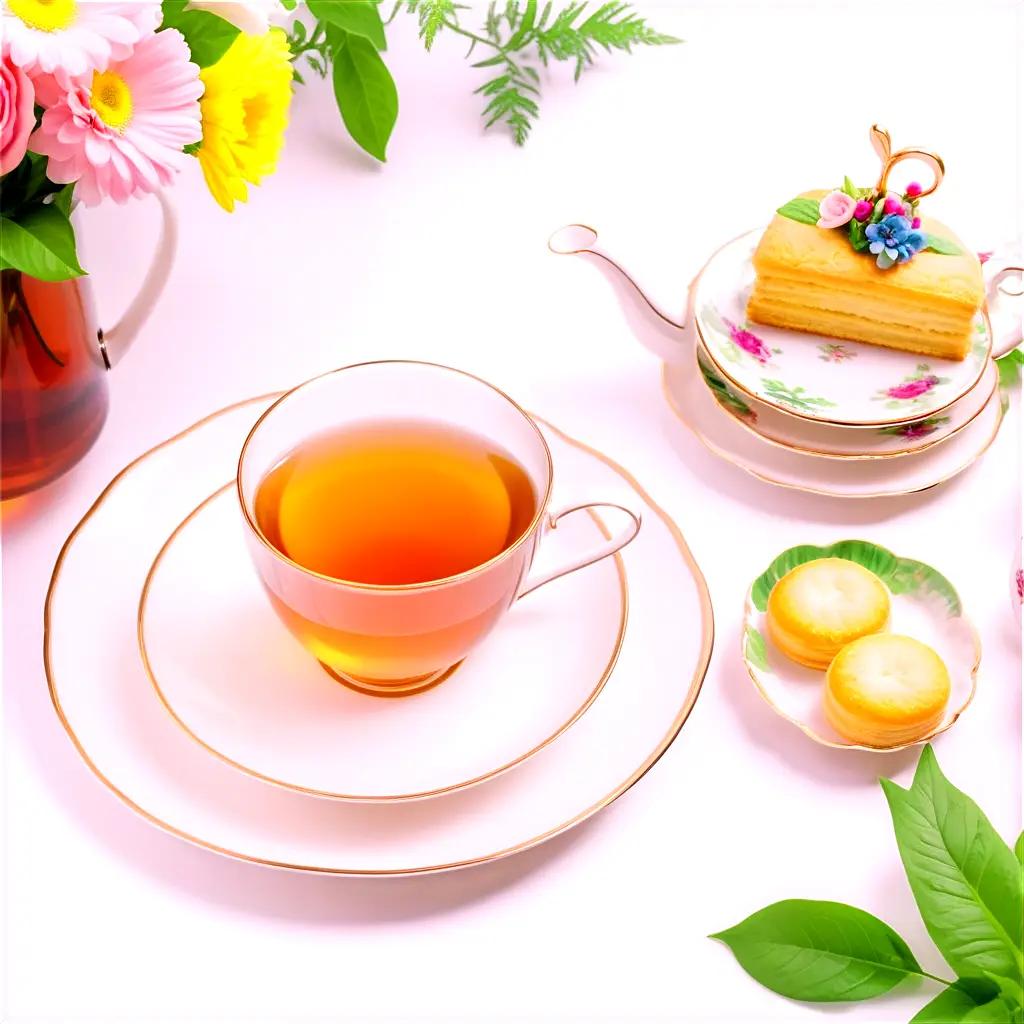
[
  {"left": 711, "top": 900, "right": 924, "bottom": 1002},
  {"left": 309, "top": 0, "right": 386, "bottom": 50},
  {"left": 160, "top": 0, "right": 239, "bottom": 66},
  {"left": 997, "top": 348, "right": 1024, "bottom": 389},
  {"left": 743, "top": 626, "right": 769, "bottom": 672},
  {"left": 713, "top": 745, "right": 1024, "bottom": 1023},
  {"left": 775, "top": 196, "right": 821, "bottom": 226},
  {"left": 923, "top": 234, "right": 963, "bottom": 256},
  {"left": 293, "top": 0, "right": 678, "bottom": 154},
  {"left": 330, "top": 31, "right": 399, "bottom": 161},
  {"left": 0, "top": 204, "right": 84, "bottom": 280}
]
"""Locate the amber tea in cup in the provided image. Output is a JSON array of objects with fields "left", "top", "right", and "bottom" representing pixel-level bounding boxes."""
[{"left": 238, "top": 362, "right": 641, "bottom": 696}]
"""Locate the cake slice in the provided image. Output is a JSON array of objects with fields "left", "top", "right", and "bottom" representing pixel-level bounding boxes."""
[{"left": 747, "top": 192, "right": 984, "bottom": 360}]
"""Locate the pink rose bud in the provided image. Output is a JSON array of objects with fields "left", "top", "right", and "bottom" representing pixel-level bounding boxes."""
[
  {"left": 816, "top": 189, "right": 858, "bottom": 229},
  {"left": 912, "top": 217, "right": 921, "bottom": 229},
  {"left": 905, "top": 181, "right": 922, "bottom": 197},
  {"left": 853, "top": 200, "right": 873, "bottom": 221},
  {"left": 883, "top": 197, "right": 904, "bottom": 215}
]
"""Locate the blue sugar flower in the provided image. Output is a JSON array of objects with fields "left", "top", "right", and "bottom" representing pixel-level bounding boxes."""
[{"left": 865, "top": 214, "right": 926, "bottom": 270}]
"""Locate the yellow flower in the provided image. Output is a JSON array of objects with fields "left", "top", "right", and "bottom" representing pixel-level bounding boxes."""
[{"left": 197, "top": 29, "right": 292, "bottom": 212}]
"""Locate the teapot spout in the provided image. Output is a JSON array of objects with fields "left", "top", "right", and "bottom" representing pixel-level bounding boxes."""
[{"left": 548, "top": 224, "right": 695, "bottom": 363}]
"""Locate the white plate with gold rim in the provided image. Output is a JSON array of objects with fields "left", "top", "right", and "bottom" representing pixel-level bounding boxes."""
[
  {"left": 140, "top": 481, "right": 627, "bottom": 802},
  {"left": 46, "top": 395, "right": 712, "bottom": 875},
  {"left": 695, "top": 339, "right": 999, "bottom": 460},
  {"left": 664, "top": 354, "right": 1005, "bottom": 498},
  {"left": 740, "top": 540, "right": 980, "bottom": 751}
]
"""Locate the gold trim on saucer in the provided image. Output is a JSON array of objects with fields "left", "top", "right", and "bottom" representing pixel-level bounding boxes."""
[
  {"left": 44, "top": 397, "right": 714, "bottom": 876},
  {"left": 138, "top": 481, "right": 630, "bottom": 804},
  {"left": 691, "top": 230, "right": 995, "bottom": 430},
  {"left": 693, "top": 337, "right": 1000, "bottom": 461},
  {"left": 739, "top": 592, "right": 981, "bottom": 753},
  {"left": 661, "top": 364, "right": 1006, "bottom": 499}
]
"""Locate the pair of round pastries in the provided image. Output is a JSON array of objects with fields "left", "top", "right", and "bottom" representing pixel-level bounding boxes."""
[{"left": 766, "top": 558, "right": 950, "bottom": 746}]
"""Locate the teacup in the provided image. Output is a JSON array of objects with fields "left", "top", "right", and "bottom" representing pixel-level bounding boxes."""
[{"left": 237, "top": 360, "right": 641, "bottom": 695}]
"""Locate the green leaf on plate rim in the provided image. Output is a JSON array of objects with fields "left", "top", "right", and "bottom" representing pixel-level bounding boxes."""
[
  {"left": 710, "top": 899, "right": 924, "bottom": 1002},
  {"left": 881, "top": 745, "right": 1024, "bottom": 981},
  {"left": 749, "top": 540, "right": 962, "bottom": 617},
  {"left": 776, "top": 197, "right": 821, "bottom": 226},
  {"left": 744, "top": 626, "right": 770, "bottom": 672}
]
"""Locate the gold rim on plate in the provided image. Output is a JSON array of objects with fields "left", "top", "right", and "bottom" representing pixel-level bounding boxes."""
[
  {"left": 45, "top": 396, "right": 714, "bottom": 876},
  {"left": 692, "top": 230, "right": 995, "bottom": 430},
  {"left": 138, "top": 480, "right": 630, "bottom": 803},
  {"left": 693, "top": 337, "right": 1000, "bottom": 461},
  {"left": 662, "top": 363, "right": 1006, "bottom": 499},
  {"left": 739, "top": 592, "right": 981, "bottom": 753}
]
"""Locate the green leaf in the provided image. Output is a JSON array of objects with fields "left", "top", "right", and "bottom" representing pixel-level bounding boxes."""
[
  {"left": 881, "top": 746, "right": 1023, "bottom": 981},
  {"left": 1015, "top": 831, "right": 1023, "bottom": 866},
  {"left": 750, "top": 540, "right": 962, "bottom": 616},
  {"left": 910, "top": 978, "right": 1013, "bottom": 1023},
  {"left": 744, "top": 626, "right": 770, "bottom": 672},
  {"left": 160, "top": 0, "right": 239, "bottom": 66},
  {"left": 331, "top": 32, "right": 398, "bottom": 162},
  {"left": 997, "top": 349, "right": 1024, "bottom": 389},
  {"left": 842, "top": 175, "right": 858, "bottom": 198},
  {"left": 52, "top": 184, "right": 74, "bottom": 217},
  {"left": 776, "top": 197, "right": 821, "bottom": 226},
  {"left": 924, "top": 234, "right": 964, "bottom": 256},
  {"left": 848, "top": 218, "right": 870, "bottom": 252},
  {"left": 0, "top": 206, "right": 84, "bottom": 281},
  {"left": 310, "top": 0, "right": 387, "bottom": 50},
  {"left": 983, "top": 971, "right": 1024, "bottom": 1008},
  {"left": 408, "top": 0, "right": 456, "bottom": 49},
  {"left": 710, "top": 899, "right": 923, "bottom": 1002},
  {"left": 280, "top": 0, "right": 297, "bottom": 8}
]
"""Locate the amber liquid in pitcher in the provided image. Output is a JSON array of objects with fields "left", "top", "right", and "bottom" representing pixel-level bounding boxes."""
[
  {"left": 253, "top": 419, "right": 537, "bottom": 685},
  {"left": 1, "top": 272, "right": 109, "bottom": 499}
]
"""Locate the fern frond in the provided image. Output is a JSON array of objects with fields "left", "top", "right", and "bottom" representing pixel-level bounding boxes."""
[
  {"left": 475, "top": 69, "right": 540, "bottom": 145},
  {"left": 405, "top": 0, "right": 460, "bottom": 50}
]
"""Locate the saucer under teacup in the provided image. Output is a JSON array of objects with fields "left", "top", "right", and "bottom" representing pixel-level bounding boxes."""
[
  {"left": 695, "top": 339, "right": 999, "bottom": 460},
  {"left": 664, "top": 352, "right": 1004, "bottom": 498},
  {"left": 46, "top": 393, "right": 712, "bottom": 874},
  {"left": 741, "top": 540, "right": 980, "bottom": 751},
  {"left": 695, "top": 232, "right": 993, "bottom": 428},
  {"left": 140, "top": 483, "right": 627, "bottom": 802}
]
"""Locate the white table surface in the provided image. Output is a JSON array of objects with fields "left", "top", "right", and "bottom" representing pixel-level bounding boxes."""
[{"left": 3, "top": 3, "right": 1021, "bottom": 1021}]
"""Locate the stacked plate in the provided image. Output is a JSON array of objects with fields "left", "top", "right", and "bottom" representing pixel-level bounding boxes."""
[
  {"left": 664, "top": 232, "right": 1021, "bottom": 497},
  {"left": 45, "top": 395, "right": 714, "bottom": 875},
  {"left": 548, "top": 225, "right": 1021, "bottom": 498}
]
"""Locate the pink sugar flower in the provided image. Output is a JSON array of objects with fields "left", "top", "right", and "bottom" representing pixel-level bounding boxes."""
[
  {"left": 0, "top": 52, "right": 34, "bottom": 174},
  {"left": 853, "top": 199, "right": 873, "bottom": 222},
  {"left": 912, "top": 216, "right": 921, "bottom": 229},
  {"left": 817, "top": 189, "right": 858, "bottom": 229},
  {"left": 2, "top": 2, "right": 160, "bottom": 85},
  {"left": 883, "top": 196, "right": 904, "bottom": 216},
  {"left": 30, "top": 28, "right": 202, "bottom": 206},
  {"left": 905, "top": 181, "right": 922, "bottom": 197}
]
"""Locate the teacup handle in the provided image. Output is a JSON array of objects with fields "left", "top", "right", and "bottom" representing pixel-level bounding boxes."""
[
  {"left": 518, "top": 502, "right": 641, "bottom": 598},
  {"left": 984, "top": 259, "right": 1024, "bottom": 358}
]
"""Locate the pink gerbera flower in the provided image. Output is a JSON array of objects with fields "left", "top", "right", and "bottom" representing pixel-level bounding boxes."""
[
  {"left": 30, "top": 29, "right": 202, "bottom": 206},
  {"left": 2, "top": 1, "right": 160, "bottom": 84}
]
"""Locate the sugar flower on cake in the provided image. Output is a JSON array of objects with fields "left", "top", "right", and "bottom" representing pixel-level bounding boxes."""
[
  {"left": 817, "top": 190, "right": 857, "bottom": 229},
  {"left": 0, "top": 52, "right": 34, "bottom": 174},
  {"left": 29, "top": 28, "right": 203, "bottom": 205},
  {"left": 1, "top": 1, "right": 160, "bottom": 83},
  {"left": 195, "top": 28, "right": 292, "bottom": 212},
  {"left": 865, "top": 214, "right": 926, "bottom": 270}
]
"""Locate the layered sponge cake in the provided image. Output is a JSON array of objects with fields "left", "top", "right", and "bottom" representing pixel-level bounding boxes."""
[{"left": 747, "top": 192, "right": 984, "bottom": 361}]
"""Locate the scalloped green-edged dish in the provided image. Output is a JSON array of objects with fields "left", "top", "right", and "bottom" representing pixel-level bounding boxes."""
[{"left": 742, "top": 539, "right": 980, "bottom": 751}]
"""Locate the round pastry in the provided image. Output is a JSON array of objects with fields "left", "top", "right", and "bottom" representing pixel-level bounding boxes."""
[
  {"left": 766, "top": 558, "right": 890, "bottom": 669},
  {"left": 824, "top": 634, "right": 951, "bottom": 746}
]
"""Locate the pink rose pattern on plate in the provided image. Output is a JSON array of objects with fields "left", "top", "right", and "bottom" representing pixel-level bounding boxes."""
[
  {"left": 875, "top": 364, "right": 951, "bottom": 409},
  {"left": 818, "top": 343, "right": 856, "bottom": 364},
  {"left": 721, "top": 316, "right": 775, "bottom": 365}
]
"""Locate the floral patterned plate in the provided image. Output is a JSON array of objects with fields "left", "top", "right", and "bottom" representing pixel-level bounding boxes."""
[
  {"left": 695, "top": 339, "right": 999, "bottom": 459},
  {"left": 695, "top": 231, "right": 992, "bottom": 427},
  {"left": 662, "top": 353, "right": 1004, "bottom": 498},
  {"left": 742, "top": 540, "right": 980, "bottom": 751}
]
